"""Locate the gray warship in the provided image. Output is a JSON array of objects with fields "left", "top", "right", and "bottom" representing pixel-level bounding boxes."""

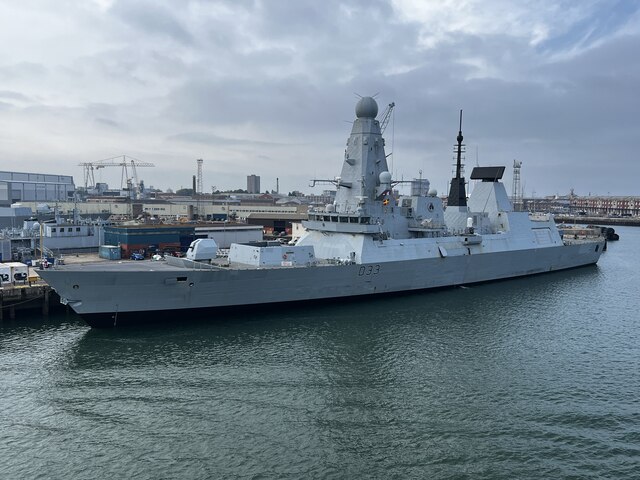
[{"left": 39, "top": 97, "right": 605, "bottom": 327}]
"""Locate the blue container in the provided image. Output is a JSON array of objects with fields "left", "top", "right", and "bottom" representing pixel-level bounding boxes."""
[{"left": 99, "top": 245, "right": 122, "bottom": 260}]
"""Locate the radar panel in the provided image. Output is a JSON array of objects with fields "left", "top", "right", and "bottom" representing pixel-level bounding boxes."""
[{"left": 470, "top": 166, "right": 505, "bottom": 182}]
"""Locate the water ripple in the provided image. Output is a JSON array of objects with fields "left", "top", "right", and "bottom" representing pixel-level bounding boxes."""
[{"left": 1, "top": 227, "right": 639, "bottom": 478}]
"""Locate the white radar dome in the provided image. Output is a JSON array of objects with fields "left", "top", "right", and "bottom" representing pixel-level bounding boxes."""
[
  {"left": 379, "top": 171, "right": 392, "bottom": 184},
  {"left": 428, "top": 188, "right": 438, "bottom": 197},
  {"left": 355, "top": 97, "right": 378, "bottom": 118}
]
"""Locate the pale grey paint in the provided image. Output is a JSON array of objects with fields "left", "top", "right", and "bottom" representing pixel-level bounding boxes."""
[{"left": 39, "top": 98, "right": 605, "bottom": 323}]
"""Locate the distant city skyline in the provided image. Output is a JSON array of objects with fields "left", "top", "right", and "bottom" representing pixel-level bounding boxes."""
[{"left": 1, "top": 1, "right": 639, "bottom": 197}]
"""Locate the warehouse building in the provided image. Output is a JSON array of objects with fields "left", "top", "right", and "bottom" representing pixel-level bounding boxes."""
[
  {"left": 104, "top": 223, "right": 262, "bottom": 257},
  {"left": 0, "top": 170, "right": 75, "bottom": 206}
]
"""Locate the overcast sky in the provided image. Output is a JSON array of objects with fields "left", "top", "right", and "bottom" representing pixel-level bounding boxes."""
[{"left": 1, "top": 0, "right": 639, "bottom": 197}]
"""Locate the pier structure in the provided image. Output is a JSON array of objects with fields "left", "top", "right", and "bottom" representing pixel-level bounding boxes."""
[{"left": 0, "top": 271, "right": 62, "bottom": 320}]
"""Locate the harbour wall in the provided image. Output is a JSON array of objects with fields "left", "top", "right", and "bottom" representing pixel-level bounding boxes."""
[{"left": 0, "top": 282, "right": 64, "bottom": 320}]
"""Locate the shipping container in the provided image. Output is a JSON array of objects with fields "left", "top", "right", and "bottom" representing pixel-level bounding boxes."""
[
  {"left": 99, "top": 245, "right": 121, "bottom": 260},
  {"left": 0, "top": 263, "right": 12, "bottom": 285},
  {"left": 2, "top": 262, "right": 29, "bottom": 283}
]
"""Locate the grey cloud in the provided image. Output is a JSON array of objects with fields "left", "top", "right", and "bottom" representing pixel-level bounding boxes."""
[
  {"left": 168, "top": 131, "right": 293, "bottom": 147},
  {"left": 95, "top": 117, "right": 120, "bottom": 128},
  {"left": 165, "top": 76, "right": 335, "bottom": 132},
  {"left": 160, "top": 1, "right": 423, "bottom": 137},
  {"left": 0, "top": 62, "right": 47, "bottom": 80},
  {"left": 326, "top": 28, "right": 640, "bottom": 195},
  {"left": 537, "top": 0, "right": 640, "bottom": 53},
  {"left": 1, "top": 0, "right": 638, "bottom": 195},
  {"left": 0, "top": 90, "right": 31, "bottom": 102},
  {"left": 255, "top": 0, "right": 393, "bottom": 39},
  {"left": 108, "top": 0, "right": 194, "bottom": 44}
]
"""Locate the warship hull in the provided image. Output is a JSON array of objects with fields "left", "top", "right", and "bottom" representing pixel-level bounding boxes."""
[
  {"left": 39, "top": 240, "right": 604, "bottom": 328},
  {"left": 38, "top": 96, "right": 607, "bottom": 328}
]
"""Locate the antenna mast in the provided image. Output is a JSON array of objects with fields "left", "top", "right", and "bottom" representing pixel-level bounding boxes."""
[
  {"left": 196, "top": 158, "right": 203, "bottom": 195},
  {"left": 447, "top": 110, "right": 467, "bottom": 207},
  {"left": 512, "top": 160, "right": 523, "bottom": 211}
]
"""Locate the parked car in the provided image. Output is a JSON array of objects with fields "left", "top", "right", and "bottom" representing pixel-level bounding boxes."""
[{"left": 130, "top": 252, "right": 144, "bottom": 261}]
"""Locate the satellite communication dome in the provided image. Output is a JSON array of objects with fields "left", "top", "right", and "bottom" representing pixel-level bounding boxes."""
[
  {"left": 355, "top": 97, "right": 378, "bottom": 118},
  {"left": 379, "top": 171, "right": 392, "bottom": 184}
]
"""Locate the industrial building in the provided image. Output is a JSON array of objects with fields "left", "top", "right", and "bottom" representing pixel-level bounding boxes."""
[
  {"left": 0, "top": 204, "right": 34, "bottom": 229},
  {"left": 104, "top": 224, "right": 195, "bottom": 257},
  {"left": 42, "top": 223, "right": 104, "bottom": 251},
  {"left": 103, "top": 223, "right": 262, "bottom": 257},
  {"left": 19, "top": 199, "right": 304, "bottom": 222},
  {"left": 0, "top": 170, "right": 75, "bottom": 206},
  {"left": 569, "top": 196, "right": 640, "bottom": 217}
]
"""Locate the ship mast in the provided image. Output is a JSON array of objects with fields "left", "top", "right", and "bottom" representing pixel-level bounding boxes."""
[{"left": 447, "top": 110, "right": 467, "bottom": 207}]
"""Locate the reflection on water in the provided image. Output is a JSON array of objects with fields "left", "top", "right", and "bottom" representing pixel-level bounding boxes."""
[{"left": 1, "top": 228, "right": 639, "bottom": 479}]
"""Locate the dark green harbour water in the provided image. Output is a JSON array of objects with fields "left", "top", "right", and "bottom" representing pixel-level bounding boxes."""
[{"left": 1, "top": 227, "right": 639, "bottom": 479}]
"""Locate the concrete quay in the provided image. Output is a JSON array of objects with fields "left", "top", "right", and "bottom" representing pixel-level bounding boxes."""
[
  {"left": 0, "top": 282, "right": 62, "bottom": 320},
  {"left": 0, "top": 254, "right": 108, "bottom": 320}
]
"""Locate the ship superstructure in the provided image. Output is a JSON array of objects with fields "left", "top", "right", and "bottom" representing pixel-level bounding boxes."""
[{"left": 39, "top": 97, "right": 605, "bottom": 327}]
